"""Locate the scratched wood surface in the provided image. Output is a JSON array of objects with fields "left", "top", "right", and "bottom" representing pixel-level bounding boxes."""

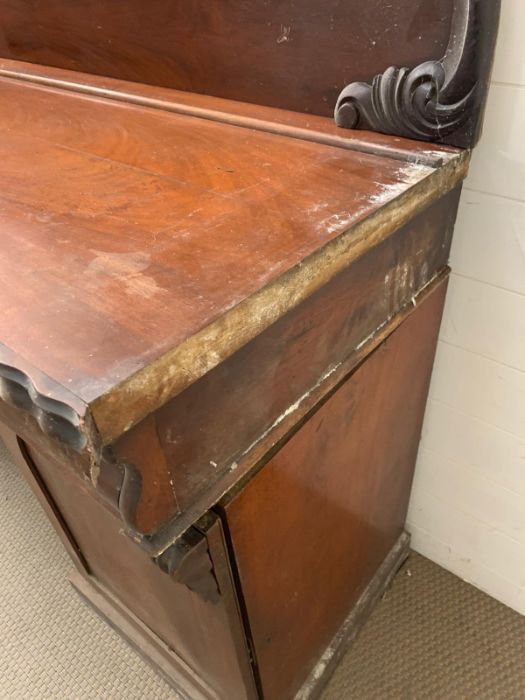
[
  {"left": 0, "top": 0, "right": 454, "bottom": 116},
  {"left": 223, "top": 279, "right": 448, "bottom": 700},
  {"left": 113, "top": 191, "right": 460, "bottom": 534},
  {"left": 0, "top": 73, "right": 466, "bottom": 443}
]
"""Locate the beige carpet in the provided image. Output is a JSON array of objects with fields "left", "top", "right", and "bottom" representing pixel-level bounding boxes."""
[
  {"left": 1, "top": 438, "right": 525, "bottom": 700},
  {"left": 321, "top": 553, "right": 525, "bottom": 700}
]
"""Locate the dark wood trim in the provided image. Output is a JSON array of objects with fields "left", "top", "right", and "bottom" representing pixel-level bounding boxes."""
[
  {"left": 155, "top": 522, "right": 221, "bottom": 606},
  {"left": 0, "top": 341, "right": 89, "bottom": 451},
  {"left": 0, "top": 362, "right": 85, "bottom": 449},
  {"left": 116, "top": 512, "right": 222, "bottom": 605},
  {"left": 335, "top": 0, "right": 501, "bottom": 148},
  {"left": 213, "top": 504, "right": 266, "bottom": 700},
  {"left": 203, "top": 513, "right": 261, "bottom": 700}
]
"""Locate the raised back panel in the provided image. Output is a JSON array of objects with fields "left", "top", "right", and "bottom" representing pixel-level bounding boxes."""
[{"left": 0, "top": 0, "right": 454, "bottom": 116}]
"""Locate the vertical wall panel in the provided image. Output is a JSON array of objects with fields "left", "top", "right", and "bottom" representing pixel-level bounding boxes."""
[{"left": 408, "top": 8, "right": 525, "bottom": 616}]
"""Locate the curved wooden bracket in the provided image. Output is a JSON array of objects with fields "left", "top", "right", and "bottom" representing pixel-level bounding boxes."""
[
  {"left": 334, "top": 0, "right": 501, "bottom": 148},
  {"left": 154, "top": 527, "right": 221, "bottom": 605},
  {"left": 110, "top": 460, "right": 220, "bottom": 605}
]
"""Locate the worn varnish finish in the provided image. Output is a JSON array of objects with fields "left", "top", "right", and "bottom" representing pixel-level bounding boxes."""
[
  {"left": 0, "top": 59, "right": 461, "bottom": 167},
  {"left": 0, "top": 424, "right": 257, "bottom": 700},
  {"left": 0, "top": 2, "right": 499, "bottom": 697},
  {"left": 113, "top": 190, "right": 460, "bottom": 534},
  {"left": 0, "top": 73, "right": 467, "bottom": 452},
  {"left": 223, "top": 281, "right": 448, "bottom": 700},
  {"left": 0, "top": 0, "right": 497, "bottom": 148}
]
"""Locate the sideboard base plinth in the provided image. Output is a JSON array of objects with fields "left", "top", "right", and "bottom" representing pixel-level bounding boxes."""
[
  {"left": 72, "top": 532, "right": 410, "bottom": 700},
  {"left": 70, "top": 570, "right": 218, "bottom": 700}
]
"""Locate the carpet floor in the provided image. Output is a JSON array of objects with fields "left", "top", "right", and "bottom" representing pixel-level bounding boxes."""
[{"left": 1, "top": 438, "right": 525, "bottom": 700}]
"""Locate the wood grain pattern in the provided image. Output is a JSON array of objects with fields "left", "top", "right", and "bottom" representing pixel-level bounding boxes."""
[
  {"left": 223, "top": 279, "right": 448, "bottom": 700},
  {"left": 113, "top": 190, "right": 460, "bottom": 535},
  {"left": 0, "top": 6, "right": 486, "bottom": 696},
  {"left": 295, "top": 533, "right": 410, "bottom": 699},
  {"left": 0, "top": 423, "right": 88, "bottom": 575},
  {"left": 0, "top": 0, "right": 454, "bottom": 117},
  {"left": 10, "top": 431, "right": 256, "bottom": 700},
  {"left": 0, "top": 58, "right": 461, "bottom": 167},
  {"left": 0, "top": 74, "right": 468, "bottom": 445},
  {"left": 71, "top": 570, "right": 221, "bottom": 700}
]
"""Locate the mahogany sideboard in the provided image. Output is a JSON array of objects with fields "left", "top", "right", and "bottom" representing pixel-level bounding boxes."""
[{"left": 0, "top": 2, "right": 500, "bottom": 698}]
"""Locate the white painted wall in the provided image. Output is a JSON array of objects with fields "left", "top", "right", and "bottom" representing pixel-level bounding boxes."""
[{"left": 407, "top": 0, "right": 525, "bottom": 616}]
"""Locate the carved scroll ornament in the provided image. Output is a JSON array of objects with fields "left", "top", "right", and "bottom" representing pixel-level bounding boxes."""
[{"left": 334, "top": 0, "right": 501, "bottom": 148}]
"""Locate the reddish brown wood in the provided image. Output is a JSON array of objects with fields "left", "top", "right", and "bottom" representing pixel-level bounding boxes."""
[
  {"left": 71, "top": 569, "right": 224, "bottom": 700},
  {"left": 0, "top": 59, "right": 461, "bottom": 167},
  {"left": 5, "top": 427, "right": 256, "bottom": 700},
  {"left": 222, "top": 279, "right": 448, "bottom": 700},
  {"left": 0, "top": 423, "right": 88, "bottom": 574},
  {"left": 113, "top": 190, "right": 460, "bottom": 534},
  {"left": 0, "top": 5, "right": 495, "bottom": 698},
  {"left": 0, "top": 0, "right": 454, "bottom": 117},
  {"left": 0, "top": 73, "right": 467, "bottom": 451}
]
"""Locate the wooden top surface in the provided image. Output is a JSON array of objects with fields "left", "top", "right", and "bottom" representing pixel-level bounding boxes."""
[{"left": 0, "top": 67, "right": 467, "bottom": 443}]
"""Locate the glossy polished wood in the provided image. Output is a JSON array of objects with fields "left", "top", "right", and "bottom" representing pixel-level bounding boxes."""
[
  {"left": 0, "top": 73, "right": 467, "bottom": 447},
  {"left": 0, "top": 0, "right": 454, "bottom": 116},
  {"left": 223, "top": 280, "right": 448, "bottom": 700},
  {"left": 0, "top": 59, "right": 461, "bottom": 167}
]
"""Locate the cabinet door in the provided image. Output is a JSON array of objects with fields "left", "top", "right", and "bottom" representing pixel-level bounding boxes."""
[
  {"left": 222, "top": 279, "right": 447, "bottom": 700},
  {"left": 0, "top": 424, "right": 256, "bottom": 700}
]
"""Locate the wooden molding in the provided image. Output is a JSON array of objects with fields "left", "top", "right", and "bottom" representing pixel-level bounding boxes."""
[
  {"left": 0, "top": 361, "right": 86, "bottom": 451},
  {"left": 116, "top": 475, "right": 221, "bottom": 605},
  {"left": 155, "top": 526, "right": 221, "bottom": 606},
  {"left": 0, "top": 58, "right": 455, "bottom": 168},
  {"left": 0, "top": 370, "right": 216, "bottom": 603},
  {"left": 335, "top": 0, "right": 501, "bottom": 148}
]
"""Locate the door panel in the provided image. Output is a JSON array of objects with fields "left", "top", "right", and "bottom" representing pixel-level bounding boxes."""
[{"left": 223, "top": 279, "right": 447, "bottom": 700}]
